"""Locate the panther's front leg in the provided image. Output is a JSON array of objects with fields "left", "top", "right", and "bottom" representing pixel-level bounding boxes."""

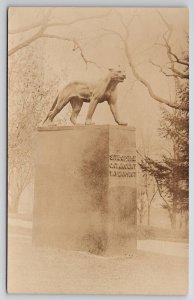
[
  {"left": 85, "top": 119, "right": 95, "bottom": 125},
  {"left": 70, "top": 98, "right": 83, "bottom": 125},
  {"left": 85, "top": 97, "right": 98, "bottom": 125}
]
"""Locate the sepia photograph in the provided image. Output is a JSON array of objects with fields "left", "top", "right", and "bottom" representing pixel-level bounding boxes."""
[{"left": 7, "top": 7, "right": 189, "bottom": 295}]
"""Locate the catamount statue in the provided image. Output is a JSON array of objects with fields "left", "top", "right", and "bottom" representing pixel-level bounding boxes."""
[{"left": 43, "top": 68, "right": 127, "bottom": 126}]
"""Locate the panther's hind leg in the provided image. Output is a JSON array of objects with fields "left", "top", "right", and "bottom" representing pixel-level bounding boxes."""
[
  {"left": 70, "top": 97, "right": 83, "bottom": 125},
  {"left": 47, "top": 94, "right": 71, "bottom": 123},
  {"left": 47, "top": 106, "right": 60, "bottom": 122}
]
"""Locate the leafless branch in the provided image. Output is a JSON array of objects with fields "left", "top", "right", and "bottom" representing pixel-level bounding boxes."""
[
  {"left": 9, "top": 29, "right": 99, "bottom": 68},
  {"left": 115, "top": 11, "right": 129, "bottom": 39},
  {"left": 168, "top": 65, "right": 189, "bottom": 79},
  {"left": 41, "top": 34, "right": 97, "bottom": 67},
  {"left": 116, "top": 10, "right": 189, "bottom": 110},
  {"left": 162, "top": 33, "right": 189, "bottom": 79},
  {"left": 9, "top": 9, "right": 113, "bottom": 34},
  {"left": 149, "top": 187, "right": 158, "bottom": 206},
  {"left": 104, "top": 11, "right": 185, "bottom": 110},
  {"left": 124, "top": 41, "right": 185, "bottom": 109},
  {"left": 168, "top": 51, "right": 189, "bottom": 67},
  {"left": 102, "top": 28, "right": 125, "bottom": 43},
  {"left": 149, "top": 60, "right": 177, "bottom": 77},
  {"left": 8, "top": 25, "right": 46, "bottom": 56},
  {"left": 156, "top": 10, "right": 189, "bottom": 78},
  {"left": 155, "top": 44, "right": 184, "bottom": 64},
  {"left": 155, "top": 179, "right": 171, "bottom": 211},
  {"left": 9, "top": 21, "right": 43, "bottom": 35},
  {"left": 8, "top": 9, "right": 112, "bottom": 68}
]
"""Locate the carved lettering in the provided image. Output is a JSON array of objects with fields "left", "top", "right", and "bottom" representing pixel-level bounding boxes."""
[{"left": 109, "top": 154, "right": 136, "bottom": 178}]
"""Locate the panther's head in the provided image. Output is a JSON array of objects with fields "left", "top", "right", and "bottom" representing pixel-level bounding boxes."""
[{"left": 108, "top": 68, "right": 126, "bottom": 82}]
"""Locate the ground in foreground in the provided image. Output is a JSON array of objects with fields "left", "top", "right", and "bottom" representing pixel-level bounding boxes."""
[{"left": 7, "top": 234, "right": 188, "bottom": 295}]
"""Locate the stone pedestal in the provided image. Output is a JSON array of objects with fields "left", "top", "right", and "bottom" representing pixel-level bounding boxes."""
[{"left": 33, "top": 125, "right": 137, "bottom": 256}]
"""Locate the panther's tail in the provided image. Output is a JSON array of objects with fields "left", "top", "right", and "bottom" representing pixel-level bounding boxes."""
[{"left": 43, "top": 95, "right": 58, "bottom": 124}]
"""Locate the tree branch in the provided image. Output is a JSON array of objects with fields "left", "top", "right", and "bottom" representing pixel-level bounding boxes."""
[
  {"left": 156, "top": 10, "right": 189, "bottom": 78},
  {"left": 149, "top": 187, "right": 158, "bottom": 206},
  {"left": 150, "top": 60, "right": 177, "bottom": 77},
  {"left": 8, "top": 25, "right": 46, "bottom": 56},
  {"left": 41, "top": 34, "right": 98, "bottom": 67},
  {"left": 163, "top": 34, "right": 189, "bottom": 79},
  {"left": 168, "top": 51, "right": 189, "bottom": 67},
  {"left": 168, "top": 65, "right": 189, "bottom": 79},
  {"left": 124, "top": 41, "right": 185, "bottom": 110},
  {"left": 117, "top": 10, "right": 188, "bottom": 111},
  {"left": 155, "top": 43, "right": 189, "bottom": 67},
  {"left": 9, "top": 9, "right": 112, "bottom": 34},
  {"left": 102, "top": 28, "right": 125, "bottom": 43},
  {"left": 100, "top": 11, "right": 188, "bottom": 110},
  {"left": 8, "top": 9, "right": 112, "bottom": 67},
  {"left": 155, "top": 179, "right": 171, "bottom": 211},
  {"left": 114, "top": 10, "right": 138, "bottom": 39},
  {"left": 9, "top": 21, "right": 43, "bottom": 35},
  {"left": 9, "top": 29, "right": 98, "bottom": 67}
]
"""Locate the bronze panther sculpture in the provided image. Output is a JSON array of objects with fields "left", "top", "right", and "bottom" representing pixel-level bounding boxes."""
[{"left": 43, "top": 68, "right": 127, "bottom": 126}]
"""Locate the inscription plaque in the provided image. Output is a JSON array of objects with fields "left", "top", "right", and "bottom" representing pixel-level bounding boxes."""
[
  {"left": 109, "top": 154, "right": 136, "bottom": 178},
  {"left": 109, "top": 152, "right": 136, "bottom": 187}
]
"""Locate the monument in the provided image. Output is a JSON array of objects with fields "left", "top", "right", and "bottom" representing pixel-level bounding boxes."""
[
  {"left": 33, "top": 68, "right": 137, "bottom": 256},
  {"left": 33, "top": 125, "right": 137, "bottom": 256}
]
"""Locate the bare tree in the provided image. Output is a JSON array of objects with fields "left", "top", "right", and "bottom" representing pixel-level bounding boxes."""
[
  {"left": 144, "top": 174, "right": 157, "bottom": 226},
  {"left": 137, "top": 151, "right": 158, "bottom": 226},
  {"left": 101, "top": 9, "right": 188, "bottom": 111},
  {"left": 9, "top": 8, "right": 188, "bottom": 110},
  {"left": 8, "top": 8, "right": 112, "bottom": 213},
  {"left": 137, "top": 168, "right": 147, "bottom": 226},
  {"left": 8, "top": 43, "right": 65, "bottom": 213},
  {"left": 8, "top": 8, "right": 111, "bottom": 68}
]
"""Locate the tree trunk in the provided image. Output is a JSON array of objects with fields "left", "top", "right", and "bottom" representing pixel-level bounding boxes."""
[
  {"left": 179, "top": 210, "right": 183, "bottom": 229},
  {"left": 171, "top": 213, "right": 177, "bottom": 230},
  {"left": 184, "top": 211, "right": 189, "bottom": 231},
  {"left": 139, "top": 213, "right": 143, "bottom": 226},
  {"left": 171, "top": 198, "right": 177, "bottom": 230},
  {"left": 147, "top": 205, "right": 151, "bottom": 226},
  {"left": 167, "top": 209, "right": 174, "bottom": 230},
  {"left": 169, "top": 208, "right": 177, "bottom": 230}
]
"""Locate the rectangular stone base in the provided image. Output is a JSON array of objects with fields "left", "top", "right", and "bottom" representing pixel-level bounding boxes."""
[{"left": 33, "top": 125, "right": 137, "bottom": 256}]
